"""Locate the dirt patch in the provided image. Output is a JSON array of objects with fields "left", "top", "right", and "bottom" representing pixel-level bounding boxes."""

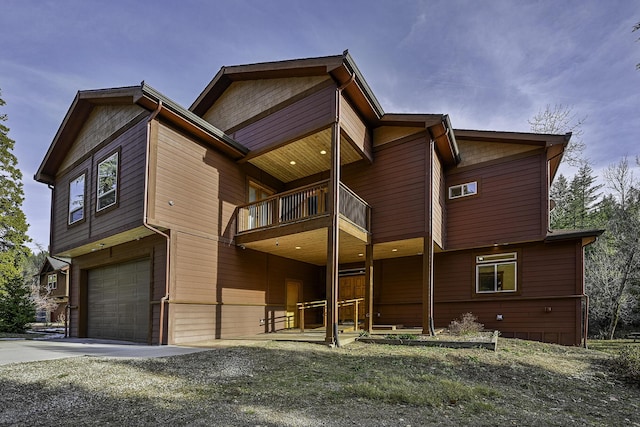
[{"left": 0, "top": 339, "right": 638, "bottom": 426}]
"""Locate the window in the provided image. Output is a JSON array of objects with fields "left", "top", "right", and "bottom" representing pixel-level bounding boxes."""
[
  {"left": 476, "top": 252, "right": 517, "bottom": 293},
  {"left": 47, "top": 274, "right": 57, "bottom": 290},
  {"left": 449, "top": 181, "right": 477, "bottom": 199},
  {"left": 68, "top": 173, "right": 85, "bottom": 224},
  {"left": 97, "top": 151, "right": 119, "bottom": 211}
]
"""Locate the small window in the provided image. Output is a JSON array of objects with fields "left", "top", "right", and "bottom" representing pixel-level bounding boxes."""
[
  {"left": 97, "top": 152, "right": 119, "bottom": 211},
  {"left": 47, "top": 274, "right": 57, "bottom": 290},
  {"left": 476, "top": 252, "right": 517, "bottom": 293},
  {"left": 449, "top": 181, "right": 477, "bottom": 199},
  {"left": 68, "top": 173, "right": 85, "bottom": 224}
]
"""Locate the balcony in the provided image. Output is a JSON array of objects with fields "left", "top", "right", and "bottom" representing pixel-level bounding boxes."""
[
  {"left": 237, "top": 180, "right": 370, "bottom": 234},
  {"left": 235, "top": 180, "right": 371, "bottom": 265}
]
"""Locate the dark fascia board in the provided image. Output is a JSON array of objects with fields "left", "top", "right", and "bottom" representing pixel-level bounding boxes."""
[
  {"left": 545, "top": 228, "right": 605, "bottom": 242},
  {"left": 454, "top": 128, "right": 570, "bottom": 147},
  {"left": 189, "top": 51, "right": 386, "bottom": 123},
  {"left": 378, "top": 113, "right": 443, "bottom": 128},
  {"left": 35, "top": 84, "right": 246, "bottom": 185}
]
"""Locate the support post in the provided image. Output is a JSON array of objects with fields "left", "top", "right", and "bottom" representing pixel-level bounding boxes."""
[
  {"left": 325, "top": 115, "right": 341, "bottom": 346},
  {"left": 422, "top": 139, "right": 436, "bottom": 336},
  {"left": 364, "top": 242, "right": 374, "bottom": 332}
]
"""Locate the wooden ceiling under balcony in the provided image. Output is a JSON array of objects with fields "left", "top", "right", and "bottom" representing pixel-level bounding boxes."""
[{"left": 247, "top": 128, "right": 364, "bottom": 183}]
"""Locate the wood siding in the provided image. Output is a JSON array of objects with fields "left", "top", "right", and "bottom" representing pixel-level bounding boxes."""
[
  {"left": 373, "top": 126, "right": 424, "bottom": 148},
  {"left": 434, "top": 240, "right": 583, "bottom": 346},
  {"left": 342, "top": 134, "right": 428, "bottom": 243},
  {"left": 432, "top": 151, "right": 445, "bottom": 248},
  {"left": 445, "top": 151, "right": 545, "bottom": 249},
  {"left": 373, "top": 256, "right": 423, "bottom": 327},
  {"left": 202, "top": 76, "right": 331, "bottom": 132},
  {"left": 59, "top": 104, "right": 146, "bottom": 172},
  {"left": 152, "top": 119, "right": 248, "bottom": 240},
  {"left": 340, "top": 94, "right": 372, "bottom": 161},
  {"left": 456, "top": 139, "right": 540, "bottom": 168},
  {"left": 231, "top": 84, "right": 336, "bottom": 153},
  {"left": 51, "top": 116, "right": 148, "bottom": 255}
]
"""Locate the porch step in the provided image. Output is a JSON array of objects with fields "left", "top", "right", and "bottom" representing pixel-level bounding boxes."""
[{"left": 372, "top": 324, "right": 403, "bottom": 331}]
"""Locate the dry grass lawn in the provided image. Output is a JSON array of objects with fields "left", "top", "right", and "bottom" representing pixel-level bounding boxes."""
[{"left": 1, "top": 338, "right": 639, "bottom": 426}]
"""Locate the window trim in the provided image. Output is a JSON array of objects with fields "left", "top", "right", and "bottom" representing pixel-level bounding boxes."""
[
  {"left": 96, "top": 149, "right": 120, "bottom": 213},
  {"left": 47, "top": 273, "right": 57, "bottom": 290},
  {"left": 475, "top": 252, "right": 518, "bottom": 294},
  {"left": 68, "top": 171, "right": 86, "bottom": 226},
  {"left": 448, "top": 181, "right": 478, "bottom": 200}
]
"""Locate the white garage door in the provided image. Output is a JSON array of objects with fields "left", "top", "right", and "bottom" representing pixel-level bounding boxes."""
[{"left": 87, "top": 259, "right": 150, "bottom": 343}]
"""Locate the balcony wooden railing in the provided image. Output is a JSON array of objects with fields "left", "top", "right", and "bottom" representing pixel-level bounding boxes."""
[
  {"left": 296, "top": 298, "right": 365, "bottom": 332},
  {"left": 237, "top": 180, "right": 370, "bottom": 233}
]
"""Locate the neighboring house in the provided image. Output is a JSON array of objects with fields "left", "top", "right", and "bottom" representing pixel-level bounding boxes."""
[
  {"left": 37, "top": 256, "right": 70, "bottom": 323},
  {"left": 35, "top": 52, "right": 601, "bottom": 346}
]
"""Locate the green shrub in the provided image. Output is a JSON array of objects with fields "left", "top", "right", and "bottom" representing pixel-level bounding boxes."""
[
  {"left": 448, "top": 312, "right": 484, "bottom": 336},
  {"left": 610, "top": 345, "right": 640, "bottom": 385}
]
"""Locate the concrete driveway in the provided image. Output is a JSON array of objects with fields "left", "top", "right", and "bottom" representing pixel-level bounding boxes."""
[{"left": 0, "top": 338, "right": 208, "bottom": 366}]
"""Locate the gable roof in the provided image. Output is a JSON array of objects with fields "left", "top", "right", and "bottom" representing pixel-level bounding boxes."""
[
  {"left": 38, "top": 256, "right": 70, "bottom": 276},
  {"left": 190, "top": 51, "right": 460, "bottom": 165},
  {"left": 191, "top": 51, "right": 385, "bottom": 125},
  {"left": 35, "top": 83, "right": 248, "bottom": 185},
  {"left": 453, "top": 129, "right": 571, "bottom": 181}
]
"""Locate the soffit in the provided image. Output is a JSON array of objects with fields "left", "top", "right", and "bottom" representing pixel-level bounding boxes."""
[
  {"left": 242, "top": 232, "right": 429, "bottom": 266},
  {"left": 247, "top": 128, "right": 363, "bottom": 183}
]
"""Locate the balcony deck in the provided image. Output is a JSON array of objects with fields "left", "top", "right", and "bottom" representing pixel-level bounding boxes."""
[{"left": 235, "top": 180, "right": 371, "bottom": 265}]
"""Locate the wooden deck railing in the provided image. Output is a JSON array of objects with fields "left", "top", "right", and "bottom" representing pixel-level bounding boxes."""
[
  {"left": 236, "top": 180, "right": 370, "bottom": 233},
  {"left": 296, "top": 298, "right": 365, "bottom": 333}
]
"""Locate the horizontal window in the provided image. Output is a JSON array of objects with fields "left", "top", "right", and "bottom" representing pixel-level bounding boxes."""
[
  {"left": 476, "top": 252, "right": 517, "bottom": 293},
  {"left": 449, "top": 181, "right": 477, "bottom": 199}
]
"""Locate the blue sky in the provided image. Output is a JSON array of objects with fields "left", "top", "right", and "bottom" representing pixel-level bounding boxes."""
[{"left": 1, "top": 0, "right": 638, "bottom": 249}]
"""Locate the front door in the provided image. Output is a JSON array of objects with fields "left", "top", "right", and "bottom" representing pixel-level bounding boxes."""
[{"left": 285, "top": 280, "right": 301, "bottom": 328}]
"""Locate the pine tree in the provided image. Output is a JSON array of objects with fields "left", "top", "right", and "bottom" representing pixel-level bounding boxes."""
[
  {"left": 568, "top": 163, "right": 602, "bottom": 229},
  {"left": 0, "top": 89, "right": 32, "bottom": 332},
  {"left": 0, "top": 254, "right": 35, "bottom": 333},
  {"left": 0, "top": 91, "right": 29, "bottom": 254},
  {"left": 550, "top": 174, "right": 571, "bottom": 229}
]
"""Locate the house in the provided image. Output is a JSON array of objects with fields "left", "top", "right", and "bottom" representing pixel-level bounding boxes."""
[
  {"left": 36, "top": 256, "right": 70, "bottom": 323},
  {"left": 35, "top": 51, "right": 600, "bottom": 346}
]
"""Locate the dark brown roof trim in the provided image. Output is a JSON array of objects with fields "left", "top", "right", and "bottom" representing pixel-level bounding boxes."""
[{"left": 545, "top": 229, "right": 604, "bottom": 242}]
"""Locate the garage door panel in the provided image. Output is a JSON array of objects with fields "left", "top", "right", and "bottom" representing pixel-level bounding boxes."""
[{"left": 87, "top": 259, "right": 150, "bottom": 343}]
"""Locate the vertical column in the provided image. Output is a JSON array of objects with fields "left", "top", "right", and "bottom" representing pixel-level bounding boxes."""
[
  {"left": 364, "top": 241, "right": 374, "bottom": 332},
  {"left": 422, "top": 139, "right": 435, "bottom": 336},
  {"left": 325, "top": 105, "right": 341, "bottom": 346}
]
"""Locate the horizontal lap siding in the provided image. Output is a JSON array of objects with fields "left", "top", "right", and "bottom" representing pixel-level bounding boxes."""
[
  {"left": 435, "top": 299, "right": 580, "bottom": 346},
  {"left": 343, "top": 136, "right": 427, "bottom": 243},
  {"left": 169, "top": 304, "right": 217, "bottom": 344},
  {"left": 373, "top": 256, "right": 423, "bottom": 327},
  {"left": 432, "top": 153, "right": 445, "bottom": 248},
  {"left": 233, "top": 85, "right": 335, "bottom": 152},
  {"left": 433, "top": 240, "right": 583, "bottom": 346},
  {"left": 172, "top": 232, "right": 218, "bottom": 304},
  {"left": 446, "top": 153, "right": 544, "bottom": 249},
  {"left": 202, "top": 76, "right": 330, "bottom": 132},
  {"left": 521, "top": 240, "right": 580, "bottom": 296},
  {"left": 52, "top": 119, "right": 147, "bottom": 254},
  {"left": 90, "top": 121, "right": 147, "bottom": 237},
  {"left": 340, "top": 95, "right": 372, "bottom": 160},
  {"left": 154, "top": 124, "right": 222, "bottom": 236}
]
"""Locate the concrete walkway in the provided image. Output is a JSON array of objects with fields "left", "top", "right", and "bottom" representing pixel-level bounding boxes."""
[{"left": 0, "top": 338, "right": 208, "bottom": 366}]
